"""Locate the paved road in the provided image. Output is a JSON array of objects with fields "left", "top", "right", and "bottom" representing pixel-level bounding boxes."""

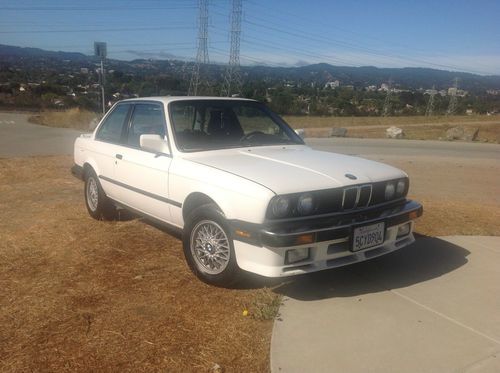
[
  {"left": 0, "top": 112, "right": 83, "bottom": 157},
  {"left": 1, "top": 112, "right": 499, "bottom": 160},
  {"left": 271, "top": 236, "right": 500, "bottom": 373}
]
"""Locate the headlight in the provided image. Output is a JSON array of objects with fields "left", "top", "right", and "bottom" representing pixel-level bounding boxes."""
[
  {"left": 297, "top": 194, "right": 314, "bottom": 215},
  {"left": 385, "top": 182, "right": 396, "bottom": 200},
  {"left": 271, "top": 196, "right": 291, "bottom": 218},
  {"left": 396, "top": 180, "right": 406, "bottom": 196}
]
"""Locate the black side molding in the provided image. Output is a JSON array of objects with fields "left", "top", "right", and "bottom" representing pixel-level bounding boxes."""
[{"left": 99, "top": 174, "right": 182, "bottom": 208}]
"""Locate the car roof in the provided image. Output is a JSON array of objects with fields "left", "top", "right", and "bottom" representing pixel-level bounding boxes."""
[{"left": 119, "top": 96, "right": 257, "bottom": 105}]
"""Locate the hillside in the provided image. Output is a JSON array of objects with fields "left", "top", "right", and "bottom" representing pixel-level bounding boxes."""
[{"left": 1, "top": 44, "right": 499, "bottom": 92}]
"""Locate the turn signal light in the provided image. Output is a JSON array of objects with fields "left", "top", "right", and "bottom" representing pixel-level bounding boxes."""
[
  {"left": 235, "top": 229, "right": 251, "bottom": 238},
  {"left": 294, "top": 233, "right": 315, "bottom": 245}
]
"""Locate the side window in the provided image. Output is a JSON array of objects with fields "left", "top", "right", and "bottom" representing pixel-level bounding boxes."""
[
  {"left": 96, "top": 104, "right": 130, "bottom": 143},
  {"left": 127, "top": 104, "right": 166, "bottom": 148}
]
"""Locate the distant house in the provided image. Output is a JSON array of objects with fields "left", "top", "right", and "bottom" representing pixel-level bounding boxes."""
[
  {"left": 379, "top": 83, "right": 389, "bottom": 91},
  {"left": 324, "top": 80, "right": 340, "bottom": 89}
]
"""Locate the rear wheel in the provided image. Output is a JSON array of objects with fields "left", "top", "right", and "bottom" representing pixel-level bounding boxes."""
[
  {"left": 183, "top": 203, "right": 241, "bottom": 286},
  {"left": 84, "top": 169, "right": 117, "bottom": 220}
]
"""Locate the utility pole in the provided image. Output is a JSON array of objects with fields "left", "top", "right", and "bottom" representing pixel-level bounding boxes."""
[
  {"left": 221, "top": 0, "right": 242, "bottom": 97},
  {"left": 425, "top": 85, "right": 437, "bottom": 116},
  {"left": 382, "top": 79, "right": 392, "bottom": 117},
  {"left": 447, "top": 77, "right": 459, "bottom": 115},
  {"left": 94, "top": 42, "right": 107, "bottom": 115},
  {"left": 189, "top": 0, "right": 209, "bottom": 96}
]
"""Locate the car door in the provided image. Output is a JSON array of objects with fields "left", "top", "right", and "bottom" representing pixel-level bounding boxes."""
[
  {"left": 112, "top": 102, "right": 174, "bottom": 224},
  {"left": 93, "top": 103, "right": 132, "bottom": 199}
]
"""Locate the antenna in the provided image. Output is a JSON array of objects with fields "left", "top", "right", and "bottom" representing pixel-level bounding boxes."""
[
  {"left": 425, "top": 85, "right": 437, "bottom": 116},
  {"left": 189, "top": 0, "right": 209, "bottom": 96},
  {"left": 221, "top": 0, "right": 243, "bottom": 97},
  {"left": 382, "top": 79, "right": 392, "bottom": 117},
  {"left": 446, "top": 77, "right": 459, "bottom": 115}
]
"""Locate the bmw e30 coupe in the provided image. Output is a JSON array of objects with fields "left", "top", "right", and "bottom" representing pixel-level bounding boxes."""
[{"left": 72, "top": 97, "right": 422, "bottom": 285}]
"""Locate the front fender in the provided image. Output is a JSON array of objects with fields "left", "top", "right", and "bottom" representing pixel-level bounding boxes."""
[{"left": 169, "top": 159, "right": 275, "bottom": 226}]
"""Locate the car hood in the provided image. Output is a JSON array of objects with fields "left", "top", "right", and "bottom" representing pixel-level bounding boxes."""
[{"left": 182, "top": 145, "right": 406, "bottom": 194}]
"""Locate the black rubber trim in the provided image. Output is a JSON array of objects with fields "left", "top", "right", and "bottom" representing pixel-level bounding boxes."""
[
  {"left": 228, "top": 200, "right": 423, "bottom": 248},
  {"left": 71, "top": 164, "right": 84, "bottom": 180},
  {"left": 99, "top": 175, "right": 182, "bottom": 208}
]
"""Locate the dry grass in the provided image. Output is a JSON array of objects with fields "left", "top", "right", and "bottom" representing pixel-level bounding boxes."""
[
  {"left": 0, "top": 156, "right": 276, "bottom": 372},
  {"left": 29, "top": 108, "right": 100, "bottom": 131},
  {"left": 0, "top": 156, "right": 498, "bottom": 372},
  {"left": 284, "top": 115, "right": 500, "bottom": 143},
  {"left": 284, "top": 114, "right": 499, "bottom": 128}
]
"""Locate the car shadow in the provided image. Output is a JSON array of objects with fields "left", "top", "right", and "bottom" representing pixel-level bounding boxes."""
[{"left": 270, "top": 234, "right": 470, "bottom": 301}]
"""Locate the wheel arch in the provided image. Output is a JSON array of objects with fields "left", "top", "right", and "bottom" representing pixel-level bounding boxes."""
[
  {"left": 182, "top": 192, "right": 223, "bottom": 222},
  {"left": 82, "top": 159, "right": 100, "bottom": 179}
]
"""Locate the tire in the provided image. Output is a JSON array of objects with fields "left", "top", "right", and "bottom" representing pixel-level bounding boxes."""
[
  {"left": 84, "top": 169, "right": 117, "bottom": 221},
  {"left": 182, "top": 203, "right": 241, "bottom": 286}
]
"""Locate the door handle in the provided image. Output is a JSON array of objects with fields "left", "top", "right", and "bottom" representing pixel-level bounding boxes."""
[{"left": 115, "top": 154, "right": 123, "bottom": 160}]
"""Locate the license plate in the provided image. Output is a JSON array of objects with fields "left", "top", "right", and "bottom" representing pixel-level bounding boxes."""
[{"left": 351, "top": 222, "right": 385, "bottom": 252}]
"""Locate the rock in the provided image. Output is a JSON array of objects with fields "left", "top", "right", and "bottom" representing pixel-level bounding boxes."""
[
  {"left": 446, "top": 126, "right": 464, "bottom": 140},
  {"left": 386, "top": 126, "right": 405, "bottom": 139},
  {"left": 464, "top": 128, "right": 479, "bottom": 142},
  {"left": 446, "top": 126, "right": 479, "bottom": 141},
  {"left": 294, "top": 128, "right": 305, "bottom": 137},
  {"left": 330, "top": 127, "right": 347, "bottom": 137}
]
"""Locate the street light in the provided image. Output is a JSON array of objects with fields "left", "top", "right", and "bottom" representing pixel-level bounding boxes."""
[{"left": 94, "top": 42, "right": 107, "bottom": 115}]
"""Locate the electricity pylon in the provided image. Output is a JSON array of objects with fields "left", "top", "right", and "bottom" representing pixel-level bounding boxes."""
[
  {"left": 382, "top": 79, "right": 392, "bottom": 117},
  {"left": 221, "top": 0, "right": 242, "bottom": 97},
  {"left": 425, "top": 86, "right": 437, "bottom": 116},
  {"left": 446, "top": 77, "right": 459, "bottom": 115},
  {"left": 189, "top": 0, "right": 209, "bottom": 96}
]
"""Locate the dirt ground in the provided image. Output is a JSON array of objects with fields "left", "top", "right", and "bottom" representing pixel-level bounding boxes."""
[
  {"left": 284, "top": 115, "right": 500, "bottom": 143},
  {"left": 0, "top": 155, "right": 498, "bottom": 372}
]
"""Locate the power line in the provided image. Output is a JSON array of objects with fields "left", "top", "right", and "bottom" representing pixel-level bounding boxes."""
[
  {"left": 0, "top": 26, "right": 195, "bottom": 34},
  {"left": 0, "top": 5, "right": 196, "bottom": 11},
  {"left": 221, "top": 0, "right": 242, "bottom": 97},
  {"left": 241, "top": 1, "right": 496, "bottom": 74}
]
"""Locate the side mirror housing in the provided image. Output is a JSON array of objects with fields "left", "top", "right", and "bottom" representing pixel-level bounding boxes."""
[{"left": 139, "top": 134, "right": 169, "bottom": 154}]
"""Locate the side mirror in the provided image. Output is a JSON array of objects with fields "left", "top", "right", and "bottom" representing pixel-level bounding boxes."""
[{"left": 140, "top": 134, "right": 169, "bottom": 154}]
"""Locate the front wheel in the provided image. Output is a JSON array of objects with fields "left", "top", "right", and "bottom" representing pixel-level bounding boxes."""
[{"left": 182, "top": 204, "right": 241, "bottom": 286}]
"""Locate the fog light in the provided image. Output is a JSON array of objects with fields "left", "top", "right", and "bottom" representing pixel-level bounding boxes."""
[
  {"left": 397, "top": 223, "right": 411, "bottom": 237},
  {"left": 285, "top": 247, "right": 310, "bottom": 264}
]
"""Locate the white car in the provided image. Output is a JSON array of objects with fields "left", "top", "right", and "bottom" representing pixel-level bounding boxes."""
[{"left": 72, "top": 97, "right": 422, "bottom": 285}]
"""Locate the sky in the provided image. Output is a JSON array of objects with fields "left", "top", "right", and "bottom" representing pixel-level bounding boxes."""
[{"left": 0, "top": 0, "right": 499, "bottom": 75}]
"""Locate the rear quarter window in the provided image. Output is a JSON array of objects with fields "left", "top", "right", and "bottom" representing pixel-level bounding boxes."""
[{"left": 96, "top": 104, "right": 130, "bottom": 143}]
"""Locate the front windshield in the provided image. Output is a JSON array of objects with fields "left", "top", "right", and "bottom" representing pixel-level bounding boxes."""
[{"left": 169, "top": 100, "right": 304, "bottom": 151}]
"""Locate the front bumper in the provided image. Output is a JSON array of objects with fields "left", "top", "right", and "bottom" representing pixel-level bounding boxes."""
[{"left": 230, "top": 199, "right": 422, "bottom": 277}]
